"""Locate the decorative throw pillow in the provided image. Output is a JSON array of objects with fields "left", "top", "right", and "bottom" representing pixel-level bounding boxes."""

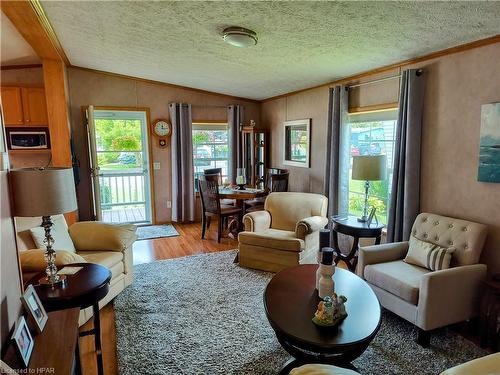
[
  {"left": 29, "top": 215, "right": 76, "bottom": 252},
  {"left": 404, "top": 235, "right": 455, "bottom": 271}
]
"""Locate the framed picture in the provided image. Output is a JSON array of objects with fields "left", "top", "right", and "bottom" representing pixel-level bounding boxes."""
[
  {"left": 12, "top": 316, "right": 34, "bottom": 368},
  {"left": 21, "top": 285, "right": 48, "bottom": 333},
  {"left": 477, "top": 102, "right": 500, "bottom": 183},
  {"left": 367, "top": 207, "right": 378, "bottom": 226},
  {"left": 283, "top": 119, "right": 310, "bottom": 168}
]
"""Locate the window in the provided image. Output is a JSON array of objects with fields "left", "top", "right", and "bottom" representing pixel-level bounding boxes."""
[
  {"left": 344, "top": 110, "right": 398, "bottom": 224},
  {"left": 192, "top": 123, "right": 229, "bottom": 190}
]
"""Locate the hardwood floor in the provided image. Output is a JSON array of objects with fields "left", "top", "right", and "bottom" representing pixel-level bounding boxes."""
[{"left": 78, "top": 221, "right": 237, "bottom": 375}]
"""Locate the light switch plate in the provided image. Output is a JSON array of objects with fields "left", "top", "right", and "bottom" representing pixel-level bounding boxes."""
[
  {"left": 166, "top": 200, "right": 172, "bottom": 208},
  {"left": 153, "top": 162, "right": 161, "bottom": 170}
]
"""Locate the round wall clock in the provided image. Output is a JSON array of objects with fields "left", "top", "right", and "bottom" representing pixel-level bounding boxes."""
[{"left": 153, "top": 119, "right": 171, "bottom": 137}]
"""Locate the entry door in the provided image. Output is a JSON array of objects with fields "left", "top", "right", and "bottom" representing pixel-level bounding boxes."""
[{"left": 86, "top": 106, "right": 153, "bottom": 224}]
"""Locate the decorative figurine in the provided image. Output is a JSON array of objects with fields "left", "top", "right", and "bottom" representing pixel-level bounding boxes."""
[
  {"left": 317, "top": 248, "right": 335, "bottom": 298},
  {"left": 312, "top": 293, "right": 348, "bottom": 328}
]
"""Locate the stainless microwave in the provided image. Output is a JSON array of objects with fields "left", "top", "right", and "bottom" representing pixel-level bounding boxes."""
[{"left": 6, "top": 128, "right": 51, "bottom": 150}]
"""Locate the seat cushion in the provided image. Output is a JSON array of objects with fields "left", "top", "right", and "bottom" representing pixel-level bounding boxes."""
[
  {"left": 364, "top": 260, "right": 430, "bottom": 305},
  {"left": 440, "top": 353, "right": 500, "bottom": 375},
  {"left": 290, "top": 364, "right": 360, "bottom": 375},
  {"left": 78, "top": 251, "right": 124, "bottom": 279},
  {"left": 238, "top": 229, "right": 304, "bottom": 252}
]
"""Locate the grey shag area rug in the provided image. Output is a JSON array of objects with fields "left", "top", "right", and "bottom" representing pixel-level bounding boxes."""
[
  {"left": 115, "top": 251, "right": 486, "bottom": 375},
  {"left": 136, "top": 224, "right": 179, "bottom": 240}
]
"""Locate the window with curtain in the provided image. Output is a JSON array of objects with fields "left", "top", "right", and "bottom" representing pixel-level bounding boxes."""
[
  {"left": 342, "top": 109, "right": 398, "bottom": 224},
  {"left": 192, "top": 123, "right": 229, "bottom": 190}
]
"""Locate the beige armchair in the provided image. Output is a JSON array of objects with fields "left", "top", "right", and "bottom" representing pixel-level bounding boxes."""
[
  {"left": 15, "top": 215, "right": 136, "bottom": 326},
  {"left": 357, "top": 213, "right": 488, "bottom": 346},
  {"left": 238, "top": 192, "right": 328, "bottom": 272}
]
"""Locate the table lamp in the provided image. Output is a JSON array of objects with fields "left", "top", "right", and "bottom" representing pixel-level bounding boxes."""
[
  {"left": 351, "top": 155, "right": 387, "bottom": 222},
  {"left": 10, "top": 167, "right": 77, "bottom": 286}
]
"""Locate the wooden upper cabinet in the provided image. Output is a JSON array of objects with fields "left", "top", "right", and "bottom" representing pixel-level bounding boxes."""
[
  {"left": 21, "top": 87, "right": 48, "bottom": 126},
  {"left": 1, "top": 87, "right": 24, "bottom": 125}
]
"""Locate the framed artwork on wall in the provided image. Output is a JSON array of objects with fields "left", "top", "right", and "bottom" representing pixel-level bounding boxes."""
[
  {"left": 477, "top": 103, "right": 500, "bottom": 183},
  {"left": 283, "top": 119, "right": 310, "bottom": 168}
]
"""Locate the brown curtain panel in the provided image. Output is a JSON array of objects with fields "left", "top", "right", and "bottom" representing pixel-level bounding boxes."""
[
  {"left": 324, "top": 85, "right": 348, "bottom": 217},
  {"left": 170, "top": 103, "right": 195, "bottom": 222},
  {"left": 228, "top": 105, "right": 244, "bottom": 184},
  {"left": 387, "top": 69, "right": 425, "bottom": 242}
]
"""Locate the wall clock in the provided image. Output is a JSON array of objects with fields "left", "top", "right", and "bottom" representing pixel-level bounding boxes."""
[{"left": 153, "top": 119, "right": 171, "bottom": 137}]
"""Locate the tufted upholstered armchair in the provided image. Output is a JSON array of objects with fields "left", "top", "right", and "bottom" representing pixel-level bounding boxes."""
[
  {"left": 357, "top": 213, "right": 488, "bottom": 346},
  {"left": 238, "top": 192, "right": 328, "bottom": 272}
]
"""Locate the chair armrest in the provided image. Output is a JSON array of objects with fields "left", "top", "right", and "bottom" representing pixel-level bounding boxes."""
[
  {"left": 356, "top": 241, "right": 409, "bottom": 277},
  {"left": 69, "top": 222, "right": 137, "bottom": 252},
  {"left": 417, "top": 264, "right": 487, "bottom": 330},
  {"left": 19, "top": 249, "right": 86, "bottom": 272},
  {"left": 295, "top": 216, "right": 329, "bottom": 239},
  {"left": 243, "top": 211, "right": 271, "bottom": 232}
]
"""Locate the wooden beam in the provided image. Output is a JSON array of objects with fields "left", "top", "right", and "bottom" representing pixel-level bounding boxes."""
[
  {"left": 42, "top": 59, "right": 71, "bottom": 167},
  {"left": 0, "top": 64, "right": 43, "bottom": 70},
  {"left": 0, "top": 0, "right": 70, "bottom": 65}
]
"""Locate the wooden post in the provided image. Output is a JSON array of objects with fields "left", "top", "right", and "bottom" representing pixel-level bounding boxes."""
[{"left": 42, "top": 59, "right": 77, "bottom": 224}]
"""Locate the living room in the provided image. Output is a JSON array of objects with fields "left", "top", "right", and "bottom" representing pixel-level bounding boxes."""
[{"left": 1, "top": 1, "right": 499, "bottom": 374}]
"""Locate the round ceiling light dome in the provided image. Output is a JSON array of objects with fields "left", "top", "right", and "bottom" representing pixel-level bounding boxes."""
[{"left": 222, "top": 26, "right": 258, "bottom": 47}]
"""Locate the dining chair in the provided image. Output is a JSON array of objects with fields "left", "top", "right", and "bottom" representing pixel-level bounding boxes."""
[
  {"left": 203, "top": 168, "right": 234, "bottom": 206},
  {"left": 198, "top": 174, "right": 243, "bottom": 243},
  {"left": 244, "top": 171, "right": 289, "bottom": 213}
]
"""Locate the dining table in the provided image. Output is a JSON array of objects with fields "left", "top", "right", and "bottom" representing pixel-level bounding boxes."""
[{"left": 218, "top": 186, "right": 268, "bottom": 237}]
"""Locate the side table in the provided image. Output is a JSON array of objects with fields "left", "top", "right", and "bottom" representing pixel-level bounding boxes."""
[
  {"left": 480, "top": 276, "right": 500, "bottom": 351},
  {"left": 331, "top": 215, "right": 385, "bottom": 272},
  {"left": 28, "top": 263, "right": 111, "bottom": 375}
]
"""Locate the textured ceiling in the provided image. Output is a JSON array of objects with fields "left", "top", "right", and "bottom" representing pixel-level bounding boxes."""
[
  {"left": 40, "top": 1, "right": 500, "bottom": 100},
  {"left": 1, "top": 11, "right": 41, "bottom": 65}
]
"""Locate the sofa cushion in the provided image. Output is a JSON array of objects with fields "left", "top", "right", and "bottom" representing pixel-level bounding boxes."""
[
  {"left": 69, "top": 222, "right": 137, "bottom": 252},
  {"left": 364, "top": 260, "right": 430, "bottom": 305},
  {"left": 29, "top": 215, "right": 76, "bottom": 252},
  {"left": 404, "top": 235, "right": 455, "bottom": 271},
  {"left": 20, "top": 249, "right": 86, "bottom": 272},
  {"left": 238, "top": 229, "right": 304, "bottom": 252},
  {"left": 78, "top": 251, "right": 124, "bottom": 279}
]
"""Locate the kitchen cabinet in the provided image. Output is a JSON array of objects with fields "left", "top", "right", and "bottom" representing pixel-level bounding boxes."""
[{"left": 0, "top": 86, "right": 48, "bottom": 126}]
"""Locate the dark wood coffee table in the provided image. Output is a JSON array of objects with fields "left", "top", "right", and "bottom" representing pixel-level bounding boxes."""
[
  {"left": 28, "top": 263, "right": 111, "bottom": 375},
  {"left": 264, "top": 265, "right": 381, "bottom": 373}
]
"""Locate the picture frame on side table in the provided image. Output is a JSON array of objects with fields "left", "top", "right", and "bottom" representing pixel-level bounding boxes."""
[
  {"left": 367, "top": 207, "right": 378, "bottom": 226},
  {"left": 12, "top": 316, "right": 34, "bottom": 368},
  {"left": 21, "top": 285, "right": 48, "bottom": 334}
]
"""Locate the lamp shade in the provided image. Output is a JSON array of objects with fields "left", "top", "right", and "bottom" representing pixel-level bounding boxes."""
[
  {"left": 9, "top": 167, "right": 77, "bottom": 217},
  {"left": 352, "top": 155, "right": 387, "bottom": 181}
]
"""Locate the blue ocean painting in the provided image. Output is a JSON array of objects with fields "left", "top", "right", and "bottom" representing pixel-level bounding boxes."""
[{"left": 478, "top": 103, "right": 500, "bottom": 183}]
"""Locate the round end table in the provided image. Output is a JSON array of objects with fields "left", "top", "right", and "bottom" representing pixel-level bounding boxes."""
[
  {"left": 264, "top": 264, "right": 381, "bottom": 374},
  {"left": 331, "top": 215, "right": 385, "bottom": 272},
  {"left": 28, "top": 263, "right": 111, "bottom": 375}
]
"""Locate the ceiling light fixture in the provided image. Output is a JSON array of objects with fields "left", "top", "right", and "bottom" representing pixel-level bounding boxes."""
[{"left": 222, "top": 26, "right": 258, "bottom": 48}]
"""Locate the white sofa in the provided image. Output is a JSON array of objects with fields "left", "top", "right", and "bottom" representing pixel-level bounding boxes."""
[{"left": 15, "top": 215, "right": 136, "bottom": 326}]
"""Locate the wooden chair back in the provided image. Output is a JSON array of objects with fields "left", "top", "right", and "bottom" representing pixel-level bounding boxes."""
[
  {"left": 198, "top": 174, "right": 221, "bottom": 215},
  {"left": 267, "top": 172, "right": 289, "bottom": 192},
  {"left": 204, "top": 168, "right": 223, "bottom": 184}
]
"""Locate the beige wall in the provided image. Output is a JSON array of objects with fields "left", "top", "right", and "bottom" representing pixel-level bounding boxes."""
[
  {"left": 67, "top": 68, "right": 261, "bottom": 222},
  {"left": 261, "top": 42, "right": 500, "bottom": 273}
]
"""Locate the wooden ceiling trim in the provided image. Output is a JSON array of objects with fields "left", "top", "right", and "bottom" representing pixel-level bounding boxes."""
[
  {"left": 0, "top": 0, "right": 70, "bottom": 65},
  {"left": 262, "top": 34, "right": 500, "bottom": 102}
]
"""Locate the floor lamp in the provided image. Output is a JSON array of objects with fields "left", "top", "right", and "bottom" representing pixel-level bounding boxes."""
[
  {"left": 351, "top": 155, "right": 387, "bottom": 222},
  {"left": 10, "top": 167, "right": 77, "bottom": 286}
]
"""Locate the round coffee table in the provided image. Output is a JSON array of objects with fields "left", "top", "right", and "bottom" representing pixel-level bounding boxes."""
[
  {"left": 264, "top": 265, "right": 381, "bottom": 373},
  {"left": 28, "top": 263, "right": 111, "bottom": 375}
]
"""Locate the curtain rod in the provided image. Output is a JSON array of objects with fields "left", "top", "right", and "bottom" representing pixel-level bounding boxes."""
[
  {"left": 346, "top": 74, "right": 401, "bottom": 89},
  {"left": 191, "top": 104, "right": 228, "bottom": 109}
]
